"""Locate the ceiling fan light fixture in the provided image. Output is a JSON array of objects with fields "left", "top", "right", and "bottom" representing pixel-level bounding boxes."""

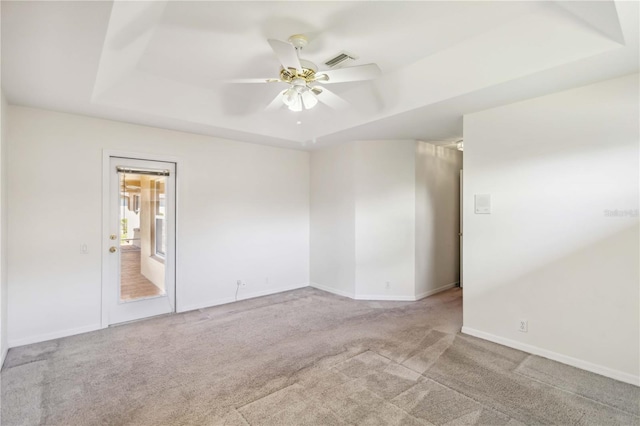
[
  {"left": 282, "top": 87, "right": 299, "bottom": 106},
  {"left": 288, "top": 95, "right": 303, "bottom": 112},
  {"left": 301, "top": 90, "right": 318, "bottom": 110},
  {"left": 282, "top": 84, "right": 318, "bottom": 111}
]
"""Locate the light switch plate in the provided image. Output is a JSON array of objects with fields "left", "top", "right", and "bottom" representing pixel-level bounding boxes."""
[{"left": 475, "top": 194, "right": 491, "bottom": 214}]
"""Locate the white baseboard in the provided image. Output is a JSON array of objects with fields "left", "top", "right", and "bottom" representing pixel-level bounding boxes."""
[
  {"left": 178, "top": 282, "right": 309, "bottom": 313},
  {"left": 1, "top": 346, "right": 7, "bottom": 369},
  {"left": 309, "top": 282, "right": 355, "bottom": 299},
  {"left": 415, "top": 282, "right": 459, "bottom": 301},
  {"left": 354, "top": 294, "right": 416, "bottom": 301},
  {"left": 461, "top": 326, "right": 640, "bottom": 387},
  {"left": 8, "top": 323, "right": 102, "bottom": 349},
  {"left": 311, "top": 281, "right": 459, "bottom": 302}
]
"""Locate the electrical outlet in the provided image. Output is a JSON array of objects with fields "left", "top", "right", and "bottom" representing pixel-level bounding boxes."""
[
  {"left": 236, "top": 280, "right": 242, "bottom": 287},
  {"left": 385, "top": 281, "right": 391, "bottom": 289},
  {"left": 81, "top": 244, "right": 88, "bottom": 254},
  {"left": 518, "top": 319, "right": 528, "bottom": 333}
]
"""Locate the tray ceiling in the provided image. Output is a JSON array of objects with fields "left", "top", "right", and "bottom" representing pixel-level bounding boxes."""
[{"left": 2, "top": 1, "right": 638, "bottom": 150}]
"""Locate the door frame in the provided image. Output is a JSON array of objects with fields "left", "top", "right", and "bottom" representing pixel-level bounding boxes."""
[
  {"left": 459, "top": 169, "right": 463, "bottom": 288},
  {"left": 101, "top": 149, "right": 181, "bottom": 328}
]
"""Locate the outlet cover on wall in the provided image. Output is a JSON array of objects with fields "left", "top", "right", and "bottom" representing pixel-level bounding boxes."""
[{"left": 518, "top": 319, "right": 528, "bottom": 333}]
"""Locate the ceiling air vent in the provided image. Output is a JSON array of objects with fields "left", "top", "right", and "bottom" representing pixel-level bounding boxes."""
[{"left": 324, "top": 52, "right": 357, "bottom": 68}]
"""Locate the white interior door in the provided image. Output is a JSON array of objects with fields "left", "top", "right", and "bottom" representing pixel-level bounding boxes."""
[{"left": 106, "top": 157, "right": 176, "bottom": 325}]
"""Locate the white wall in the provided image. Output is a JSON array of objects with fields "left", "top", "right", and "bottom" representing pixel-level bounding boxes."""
[
  {"left": 462, "top": 74, "right": 640, "bottom": 385},
  {"left": 0, "top": 92, "right": 8, "bottom": 366},
  {"left": 310, "top": 143, "right": 356, "bottom": 298},
  {"left": 311, "top": 140, "right": 462, "bottom": 301},
  {"left": 0, "top": 0, "right": 7, "bottom": 367},
  {"left": 355, "top": 140, "right": 416, "bottom": 300},
  {"left": 7, "top": 106, "right": 310, "bottom": 346},
  {"left": 415, "top": 142, "right": 462, "bottom": 299}
]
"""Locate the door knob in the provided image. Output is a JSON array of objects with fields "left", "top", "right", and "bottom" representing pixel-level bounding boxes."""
[{"left": 109, "top": 246, "right": 117, "bottom": 253}]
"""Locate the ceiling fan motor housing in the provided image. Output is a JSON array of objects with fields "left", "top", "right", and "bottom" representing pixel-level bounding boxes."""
[{"left": 280, "top": 59, "right": 317, "bottom": 84}]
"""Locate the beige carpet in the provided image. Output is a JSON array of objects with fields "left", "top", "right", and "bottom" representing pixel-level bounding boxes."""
[{"left": 1, "top": 288, "right": 638, "bottom": 425}]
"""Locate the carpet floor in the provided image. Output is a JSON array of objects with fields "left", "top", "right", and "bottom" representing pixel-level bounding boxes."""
[{"left": 1, "top": 287, "right": 638, "bottom": 425}]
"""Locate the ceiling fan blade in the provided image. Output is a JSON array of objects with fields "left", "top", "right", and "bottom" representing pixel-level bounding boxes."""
[
  {"left": 265, "top": 91, "right": 285, "bottom": 111},
  {"left": 268, "top": 39, "right": 302, "bottom": 71},
  {"left": 314, "top": 63, "right": 381, "bottom": 84},
  {"left": 313, "top": 87, "right": 349, "bottom": 109},
  {"left": 225, "top": 78, "right": 282, "bottom": 84}
]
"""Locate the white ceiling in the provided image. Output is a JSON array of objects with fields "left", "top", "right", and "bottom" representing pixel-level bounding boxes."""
[{"left": 2, "top": 1, "right": 638, "bottom": 150}]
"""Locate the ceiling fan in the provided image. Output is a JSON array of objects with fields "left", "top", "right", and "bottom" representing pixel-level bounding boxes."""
[{"left": 229, "top": 34, "right": 381, "bottom": 112}]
